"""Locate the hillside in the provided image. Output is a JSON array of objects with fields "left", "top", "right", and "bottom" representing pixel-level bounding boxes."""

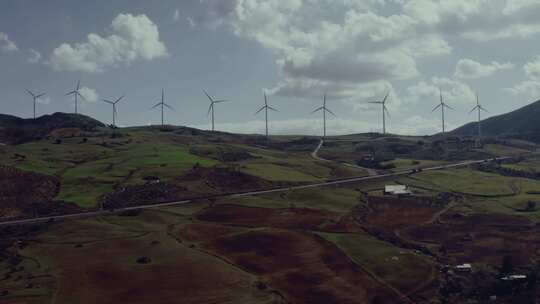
[
  {"left": 0, "top": 112, "right": 105, "bottom": 144},
  {"left": 451, "top": 99, "right": 540, "bottom": 142}
]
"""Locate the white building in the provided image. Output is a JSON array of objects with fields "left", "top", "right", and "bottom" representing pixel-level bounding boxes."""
[
  {"left": 455, "top": 263, "right": 472, "bottom": 272},
  {"left": 384, "top": 185, "right": 412, "bottom": 196}
]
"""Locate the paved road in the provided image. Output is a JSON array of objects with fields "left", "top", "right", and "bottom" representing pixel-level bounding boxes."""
[{"left": 0, "top": 155, "right": 509, "bottom": 227}]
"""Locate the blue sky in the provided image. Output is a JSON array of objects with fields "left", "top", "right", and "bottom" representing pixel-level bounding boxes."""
[{"left": 1, "top": 0, "right": 540, "bottom": 135}]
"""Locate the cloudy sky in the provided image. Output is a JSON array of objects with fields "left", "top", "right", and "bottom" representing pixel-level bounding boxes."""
[{"left": 1, "top": 0, "right": 540, "bottom": 136}]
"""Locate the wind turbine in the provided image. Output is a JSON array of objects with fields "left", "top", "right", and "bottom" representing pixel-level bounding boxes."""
[
  {"left": 368, "top": 91, "right": 391, "bottom": 134},
  {"left": 311, "top": 93, "right": 335, "bottom": 138},
  {"left": 66, "top": 80, "right": 85, "bottom": 114},
  {"left": 26, "top": 89, "right": 45, "bottom": 119},
  {"left": 203, "top": 89, "right": 227, "bottom": 131},
  {"left": 255, "top": 93, "right": 278, "bottom": 139},
  {"left": 432, "top": 88, "right": 454, "bottom": 134},
  {"left": 469, "top": 91, "right": 487, "bottom": 141},
  {"left": 102, "top": 95, "right": 124, "bottom": 127},
  {"left": 151, "top": 89, "right": 173, "bottom": 127}
]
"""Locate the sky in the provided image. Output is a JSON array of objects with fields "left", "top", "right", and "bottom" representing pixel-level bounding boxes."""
[{"left": 1, "top": 0, "right": 540, "bottom": 136}]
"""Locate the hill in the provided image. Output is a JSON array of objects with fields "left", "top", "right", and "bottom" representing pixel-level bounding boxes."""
[
  {"left": 451, "top": 99, "right": 540, "bottom": 142},
  {"left": 0, "top": 112, "right": 105, "bottom": 144}
]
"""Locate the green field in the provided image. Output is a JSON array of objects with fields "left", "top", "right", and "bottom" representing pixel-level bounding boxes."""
[
  {"left": 401, "top": 167, "right": 540, "bottom": 220},
  {"left": 319, "top": 232, "right": 435, "bottom": 293}
]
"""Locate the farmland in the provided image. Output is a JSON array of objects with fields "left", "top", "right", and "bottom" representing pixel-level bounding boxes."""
[{"left": 2, "top": 121, "right": 540, "bottom": 303}]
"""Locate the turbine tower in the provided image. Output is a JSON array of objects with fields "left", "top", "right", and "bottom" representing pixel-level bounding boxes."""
[
  {"left": 469, "top": 91, "right": 488, "bottom": 141},
  {"left": 368, "top": 91, "right": 391, "bottom": 134},
  {"left": 66, "top": 80, "right": 85, "bottom": 114},
  {"left": 102, "top": 95, "right": 124, "bottom": 127},
  {"left": 26, "top": 89, "right": 45, "bottom": 119},
  {"left": 151, "top": 89, "right": 174, "bottom": 127},
  {"left": 311, "top": 93, "right": 335, "bottom": 138},
  {"left": 432, "top": 88, "right": 454, "bottom": 134},
  {"left": 255, "top": 93, "right": 278, "bottom": 139},
  {"left": 203, "top": 89, "right": 227, "bottom": 131}
]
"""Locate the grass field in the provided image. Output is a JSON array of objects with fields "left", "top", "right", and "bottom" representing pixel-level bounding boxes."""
[
  {"left": 401, "top": 167, "right": 540, "bottom": 220},
  {"left": 0, "top": 130, "right": 218, "bottom": 207},
  {"left": 2, "top": 206, "right": 278, "bottom": 304},
  {"left": 319, "top": 232, "right": 435, "bottom": 294}
]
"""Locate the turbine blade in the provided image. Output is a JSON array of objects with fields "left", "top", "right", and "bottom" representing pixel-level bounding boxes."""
[
  {"left": 268, "top": 106, "right": 278, "bottom": 112},
  {"left": 213, "top": 99, "right": 227, "bottom": 104},
  {"left": 255, "top": 106, "right": 265, "bottom": 115},
  {"left": 66, "top": 91, "right": 76, "bottom": 96},
  {"left": 311, "top": 106, "right": 323, "bottom": 114},
  {"left": 382, "top": 91, "right": 390, "bottom": 103},
  {"left": 444, "top": 103, "right": 454, "bottom": 110},
  {"left": 115, "top": 95, "right": 125, "bottom": 103},
  {"left": 26, "top": 89, "right": 35, "bottom": 97},
  {"left": 469, "top": 105, "right": 479, "bottom": 114},
  {"left": 325, "top": 108, "right": 336, "bottom": 116},
  {"left": 151, "top": 102, "right": 161, "bottom": 109},
  {"left": 207, "top": 103, "right": 213, "bottom": 117},
  {"left": 432, "top": 104, "right": 442, "bottom": 112},
  {"left": 36, "top": 93, "right": 46, "bottom": 98},
  {"left": 264, "top": 93, "right": 268, "bottom": 106},
  {"left": 203, "top": 89, "right": 213, "bottom": 102},
  {"left": 76, "top": 80, "right": 80, "bottom": 90},
  {"left": 103, "top": 99, "right": 114, "bottom": 104},
  {"left": 480, "top": 106, "right": 488, "bottom": 112},
  {"left": 368, "top": 101, "right": 382, "bottom": 104},
  {"left": 384, "top": 106, "right": 391, "bottom": 118},
  {"left": 163, "top": 103, "right": 174, "bottom": 110}
]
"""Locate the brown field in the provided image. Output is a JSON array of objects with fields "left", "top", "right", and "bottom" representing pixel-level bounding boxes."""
[
  {"left": 354, "top": 196, "right": 444, "bottom": 241},
  {"left": 404, "top": 212, "right": 540, "bottom": 266},
  {"left": 176, "top": 222, "right": 397, "bottom": 304},
  {"left": 197, "top": 203, "right": 343, "bottom": 230}
]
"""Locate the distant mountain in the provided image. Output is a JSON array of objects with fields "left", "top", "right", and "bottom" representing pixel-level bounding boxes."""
[
  {"left": 0, "top": 112, "right": 105, "bottom": 144},
  {"left": 451, "top": 99, "right": 540, "bottom": 142}
]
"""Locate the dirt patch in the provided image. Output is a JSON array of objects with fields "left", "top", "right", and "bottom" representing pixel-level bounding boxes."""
[
  {"left": 404, "top": 212, "right": 540, "bottom": 266},
  {"left": 103, "top": 183, "right": 195, "bottom": 209},
  {"left": 0, "top": 166, "right": 78, "bottom": 220},
  {"left": 354, "top": 196, "right": 442, "bottom": 240},
  {"left": 178, "top": 167, "right": 272, "bottom": 191},
  {"left": 196, "top": 204, "right": 349, "bottom": 231},
  {"left": 179, "top": 224, "right": 396, "bottom": 304}
]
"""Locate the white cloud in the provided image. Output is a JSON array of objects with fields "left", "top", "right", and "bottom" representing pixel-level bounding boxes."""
[
  {"left": 79, "top": 87, "right": 99, "bottom": 103},
  {"left": 505, "top": 56, "right": 540, "bottom": 101},
  {"left": 504, "top": 81, "right": 540, "bottom": 101},
  {"left": 27, "top": 49, "right": 42, "bottom": 63},
  {"left": 38, "top": 96, "right": 51, "bottom": 105},
  {"left": 524, "top": 56, "right": 540, "bottom": 80},
  {"left": 404, "top": 77, "right": 475, "bottom": 107},
  {"left": 49, "top": 13, "right": 168, "bottom": 73},
  {"left": 455, "top": 58, "right": 514, "bottom": 79},
  {"left": 173, "top": 9, "right": 180, "bottom": 22},
  {"left": 187, "top": 17, "right": 196, "bottom": 28},
  {"left": 0, "top": 32, "right": 18, "bottom": 52}
]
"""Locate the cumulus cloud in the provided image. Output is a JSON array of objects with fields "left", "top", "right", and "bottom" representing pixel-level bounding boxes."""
[
  {"left": 79, "top": 87, "right": 99, "bottom": 102},
  {"left": 504, "top": 81, "right": 540, "bottom": 100},
  {"left": 455, "top": 58, "right": 514, "bottom": 79},
  {"left": 49, "top": 13, "right": 168, "bottom": 73},
  {"left": 38, "top": 96, "right": 51, "bottom": 105},
  {"left": 404, "top": 77, "right": 475, "bottom": 107},
  {"left": 27, "top": 49, "right": 42, "bottom": 63},
  {"left": 524, "top": 56, "right": 540, "bottom": 80},
  {"left": 0, "top": 32, "right": 18, "bottom": 52},
  {"left": 505, "top": 56, "right": 540, "bottom": 101}
]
